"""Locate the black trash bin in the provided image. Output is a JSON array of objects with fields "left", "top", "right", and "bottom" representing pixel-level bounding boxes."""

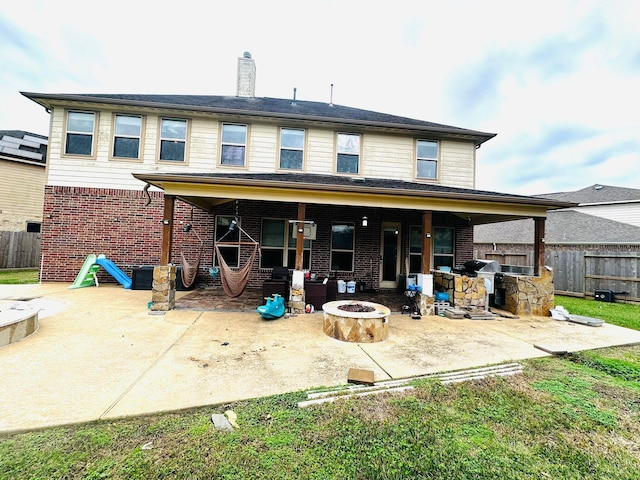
[{"left": 131, "top": 266, "right": 193, "bottom": 291}]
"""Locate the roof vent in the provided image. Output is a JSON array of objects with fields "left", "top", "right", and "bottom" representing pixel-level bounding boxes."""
[
  {"left": 243, "top": 51, "right": 252, "bottom": 59},
  {"left": 594, "top": 184, "right": 603, "bottom": 190},
  {"left": 351, "top": 177, "right": 365, "bottom": 183}
]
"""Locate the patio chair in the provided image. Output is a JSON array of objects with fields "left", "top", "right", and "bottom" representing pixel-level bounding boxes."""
[{"left": 262, "top": 266, "right": 290, "bottom": 299}]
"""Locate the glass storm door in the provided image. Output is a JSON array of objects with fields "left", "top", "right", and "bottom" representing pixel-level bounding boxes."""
[{"left": 380, "top": 222, "right": 401, "bottom": 289}]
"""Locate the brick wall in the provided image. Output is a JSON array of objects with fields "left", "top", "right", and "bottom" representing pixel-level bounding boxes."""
[{"left": 41, "top": 186, "right": 474, "bottom": 288}]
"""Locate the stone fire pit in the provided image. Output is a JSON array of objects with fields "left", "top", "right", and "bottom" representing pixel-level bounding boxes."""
[{"left": 322, "top": 300, "right": 390, "bottom": 343}]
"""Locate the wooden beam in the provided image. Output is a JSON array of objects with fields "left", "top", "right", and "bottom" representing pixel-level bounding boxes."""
[
  {"left": 533, "top": 217, "right": 545, "bottom": 276},
  {"left": 421, "top": 211, "right": 433, "bottom": 273},
  {"left": 161, "top": 195, "right": 175, "bottom": 266},
  {"left": 295, "top": 203, "right": 306, "bottom": 271}
]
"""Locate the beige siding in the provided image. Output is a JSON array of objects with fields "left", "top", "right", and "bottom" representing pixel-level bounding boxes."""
[
  {"left": 246, "top": 124, "right": 277, "bottom": 172},
  {"left": 440, "top": 140, "right": 476, "bottom": 189},
  {"left": 306, "top": 129, "right": 334, "bottom": 174},
  {"left": 362, "top": 133, "right": 414, "bottom": 180},
  {"left": 45, "top": 106, "right": 478, "bottom": 190},
  {"left": 0, "top": 160, "right": 46, "bottom": 230},
  {"left": 577, "top": 204, "right": 640, "bottom": 227}
]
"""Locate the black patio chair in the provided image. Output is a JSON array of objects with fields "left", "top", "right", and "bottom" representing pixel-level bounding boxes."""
[{"left": 262, "top": 266, "right": 290, "bottom": 299}]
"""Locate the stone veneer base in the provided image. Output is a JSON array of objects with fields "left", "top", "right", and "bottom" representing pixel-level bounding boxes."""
[{"left": 322, "top": 300, "right": 390, "bottom": 343}]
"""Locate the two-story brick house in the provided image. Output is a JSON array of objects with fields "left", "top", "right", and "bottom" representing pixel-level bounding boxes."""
[{"left": 22, "top": 53, "right": 569, "bottom": 308}]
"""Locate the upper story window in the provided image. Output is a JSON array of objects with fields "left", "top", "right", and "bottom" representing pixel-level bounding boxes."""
[
  {"left": 336, "top": 133, "right": 360, "bottom": 174},
  {"left": 65, "top": 111, "right": 96, "bottom": 156},
  {"left": 279, "top": 128, "right": 305, "bottom": 170},
  {"left": 416, "top": 140, "right": 438, "bottom": 179},
  {"left": 330, "top": 223, "right": 355, "bottom": 272},
  {"left": 113, "top": 114, "right": 142, "bottom": 159},
  {"left": 221, "top": 123, "right": 247, "bottom": 166},
  {"left": 159, "top": 118, "right": 187, "bottom": 162}
]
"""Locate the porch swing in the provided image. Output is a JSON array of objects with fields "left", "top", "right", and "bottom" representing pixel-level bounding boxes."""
[{"left": 214, "top": 218, "right": 261, "bottom": 297}]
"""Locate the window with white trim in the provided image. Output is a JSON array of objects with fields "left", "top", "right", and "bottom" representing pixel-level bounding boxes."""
[
  {"left": 65, "top": 111, "right": 95, "bottom": 156},
  {"left": 330, "top": 223, "right": 355, "bottom": 272},
  {"left": 336, "top": 133, "right": 360, "bottom": 174},
  {"left": 279, "top": 128, "right": 304, "bottom": 170},
  {"left": 416, "top": 139, "right": 438, "bottom": 179},
  {"left": 409, "top": 225, "right": 423, "bottom": 273},
  {"left": 434, "top": 227, "right": 455, "bottom": 269},
  {"left": 408, "top": 225, "right": 455, "bottom": 272},
  {"left": 159, "top": 118, "right": 187, "bottom": 161},
  {"left": 260, "top": 218, "right": 311, "bottom": 269},
  {"left": 215, "top": 216, "right": 240, "bottom": 268},
  {"left": 221, "top": 123, "right": 247, "bottom": 166},
  {"left": 113, "top": 114, "right": 142, "bottom": 159}
]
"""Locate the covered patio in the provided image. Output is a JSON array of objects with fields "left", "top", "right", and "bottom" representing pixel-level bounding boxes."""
[{"left": 132, "top": 173, "right": 574, "bottom": 314}]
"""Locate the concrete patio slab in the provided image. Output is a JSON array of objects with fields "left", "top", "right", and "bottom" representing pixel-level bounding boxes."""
[{"left": 1, "top": 283, "right": 639, "bottom": 434}]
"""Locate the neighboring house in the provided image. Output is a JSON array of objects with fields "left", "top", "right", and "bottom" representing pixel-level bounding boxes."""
[
  {"left": 475, "top": 184, "right": 640, "bottom": 301},
  {"left": 0, "top": 130, "right": 47, "bottom": 232},
  {"left": 21, "top": 53, "right": 570, "bottom": 298}
]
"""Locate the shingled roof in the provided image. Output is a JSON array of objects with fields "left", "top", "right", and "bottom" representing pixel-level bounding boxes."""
[
  {"left": 536, "top": 184, "right": 640, "bottom": 204},
  {"left": 20, "top": 92, "right": 496, "bottom": 145},
  {"left": 156, "top": 172, "right": 563, "bottom": 204},
  {"left": 0, "top": 130, "right": 47, "bottom": 165},
  {"left": 474, "top": 207, "right": 640, "bottom": 244}
]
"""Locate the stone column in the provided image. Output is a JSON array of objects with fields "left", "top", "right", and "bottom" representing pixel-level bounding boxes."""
[
  {"left": 289, "top": 269, "right": 306, "bottom": 314},
  {"left": 151, "top": 265, "right": 176, "bottom": 311}
]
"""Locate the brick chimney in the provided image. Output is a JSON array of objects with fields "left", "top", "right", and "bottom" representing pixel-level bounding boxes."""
[{"left": 237, "top": 51, "right": 256, "bottom": 98}]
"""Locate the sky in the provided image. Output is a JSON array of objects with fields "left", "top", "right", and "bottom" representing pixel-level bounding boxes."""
[{"left": 1, "top": 0, "right": 638, "bottom": 196}]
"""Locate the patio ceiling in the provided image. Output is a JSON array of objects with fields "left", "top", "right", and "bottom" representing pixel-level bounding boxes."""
[{"left": 133, "top": 173, "right": 574, "bottom": 225}]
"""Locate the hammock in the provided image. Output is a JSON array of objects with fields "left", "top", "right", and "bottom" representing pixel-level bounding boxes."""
[
  {"left": 213, "top": 219, "right": 261, "bottom": 297},
  {"left": 180, "top": 248, "right": 203, "bottom": 288},
  {"left": 214, "top": 243, "right": 259, "bottom": 297},
  {"left": 180, "top": 226, "right": 204, "bottom": 289}
]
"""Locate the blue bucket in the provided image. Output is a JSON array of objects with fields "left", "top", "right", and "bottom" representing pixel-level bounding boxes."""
[{"left": 435, "top": 292, "right": 449, "bottom": 302}]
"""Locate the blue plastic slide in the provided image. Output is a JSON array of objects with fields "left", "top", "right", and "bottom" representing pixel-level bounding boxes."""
[{"left": 95, "top": 254, "right": 132, "bottom": 289}]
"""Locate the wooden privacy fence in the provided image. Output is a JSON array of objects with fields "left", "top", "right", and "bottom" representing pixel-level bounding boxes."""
[
  {"left": 549, "top": 250, "right": 640, "bottom": 302},
  {"left": 0, "top": 231, "right": 41, "bottom": 269}
]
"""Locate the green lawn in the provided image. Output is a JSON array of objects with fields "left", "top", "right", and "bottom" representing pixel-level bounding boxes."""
[
  {"left": 1, "top": 297, "right": 639, "bottom": 479},
  {"left": 555, "top": 294, "right": 640, "bottom": 331},
  {"left": 0, "top": 268, "right": 39, "bottom": 285}
]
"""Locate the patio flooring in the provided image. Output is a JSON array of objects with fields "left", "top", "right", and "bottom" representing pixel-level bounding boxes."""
[{"left": 2, "top": 282, "right": 640, "bottom": 434}]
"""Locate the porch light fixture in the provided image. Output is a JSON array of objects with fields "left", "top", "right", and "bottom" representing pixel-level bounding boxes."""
[
  {"left": 425, "top": 232, "right": 431, "bottom": 238},
  {"left": 228, "top": 219, "right": 237, "bottom": 232},
  {"left": 162, "top": 219, "right": 170, "bottom": 225},
  {"left": 362, "top": 216, "right": 368, "bottom": 227}
]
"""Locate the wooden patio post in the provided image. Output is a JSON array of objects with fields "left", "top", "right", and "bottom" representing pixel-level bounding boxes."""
[
  {"left": 161, "top": 195, "right": 175, "bottom": 266},
  {"left": 421, "top": 211, "right": 433, "bottom": 273},
  {"left": 533, "top": 217, "right": 545, "bottom": 276},
  {"left": 295, "top": 203, "right": 306, "bottom": 271}
]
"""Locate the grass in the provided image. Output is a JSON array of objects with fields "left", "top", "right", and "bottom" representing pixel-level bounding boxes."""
[
  {"left": 1, "top": 292, "right": 639, "bottom": 478},
  {"left": 0, "top": 268, "right": 39, "bottom": 285},
  {"left": 2, "top": 344, "right": 640, "bottom": 479},
  {"left": 555, "top": 294, "right": 640, "bottom": 330}
]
